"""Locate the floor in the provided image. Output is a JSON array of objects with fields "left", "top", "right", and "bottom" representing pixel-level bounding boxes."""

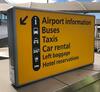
[
  {"left": 0, "top": 47, "right": 100, "bottom": 92},
  {"left": 76, "top": 80, "right": 100, "bottom": 92}
]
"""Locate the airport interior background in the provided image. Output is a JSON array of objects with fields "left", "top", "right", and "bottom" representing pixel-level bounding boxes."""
[{"left": 0, "top": 0, "right": 100, "bottom": 92}]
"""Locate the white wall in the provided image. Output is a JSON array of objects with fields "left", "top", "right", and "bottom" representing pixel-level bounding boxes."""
[{"left": 0, "top": 24, "right": 8, "bottom": 39}]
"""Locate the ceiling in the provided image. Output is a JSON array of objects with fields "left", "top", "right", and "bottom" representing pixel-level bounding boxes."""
[{"left": 1, "top": 1, "right": 100, "bottom": 13}]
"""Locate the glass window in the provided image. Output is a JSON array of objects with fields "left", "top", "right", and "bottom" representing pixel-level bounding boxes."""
[
  {"left": 0, "top": 13, "right": 7, "bottom": 25},
  {"left": 0, "top": 14, "right": 7, "bottom": 20},
  {"left": 0, "top": 14, "right": 2, "bottom": 19}
]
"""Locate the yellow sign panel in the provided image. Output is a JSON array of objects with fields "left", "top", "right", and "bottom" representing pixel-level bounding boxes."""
[{"left": 8, "top": 7, "right": 95, "bottom": 87}]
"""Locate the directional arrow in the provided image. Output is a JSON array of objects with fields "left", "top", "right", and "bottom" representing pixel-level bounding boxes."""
[{"left": 20, "top": 16, "right": 28, "bottom": 25}]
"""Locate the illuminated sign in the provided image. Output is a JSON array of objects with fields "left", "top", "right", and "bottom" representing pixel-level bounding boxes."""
[{"left": 8, "top": 7, "right": 95, "bottom": 87}]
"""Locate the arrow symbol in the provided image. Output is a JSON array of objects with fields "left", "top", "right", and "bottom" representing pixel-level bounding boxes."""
[{"left": 20, "top": 16, "right": 28, "bottom": 25}]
